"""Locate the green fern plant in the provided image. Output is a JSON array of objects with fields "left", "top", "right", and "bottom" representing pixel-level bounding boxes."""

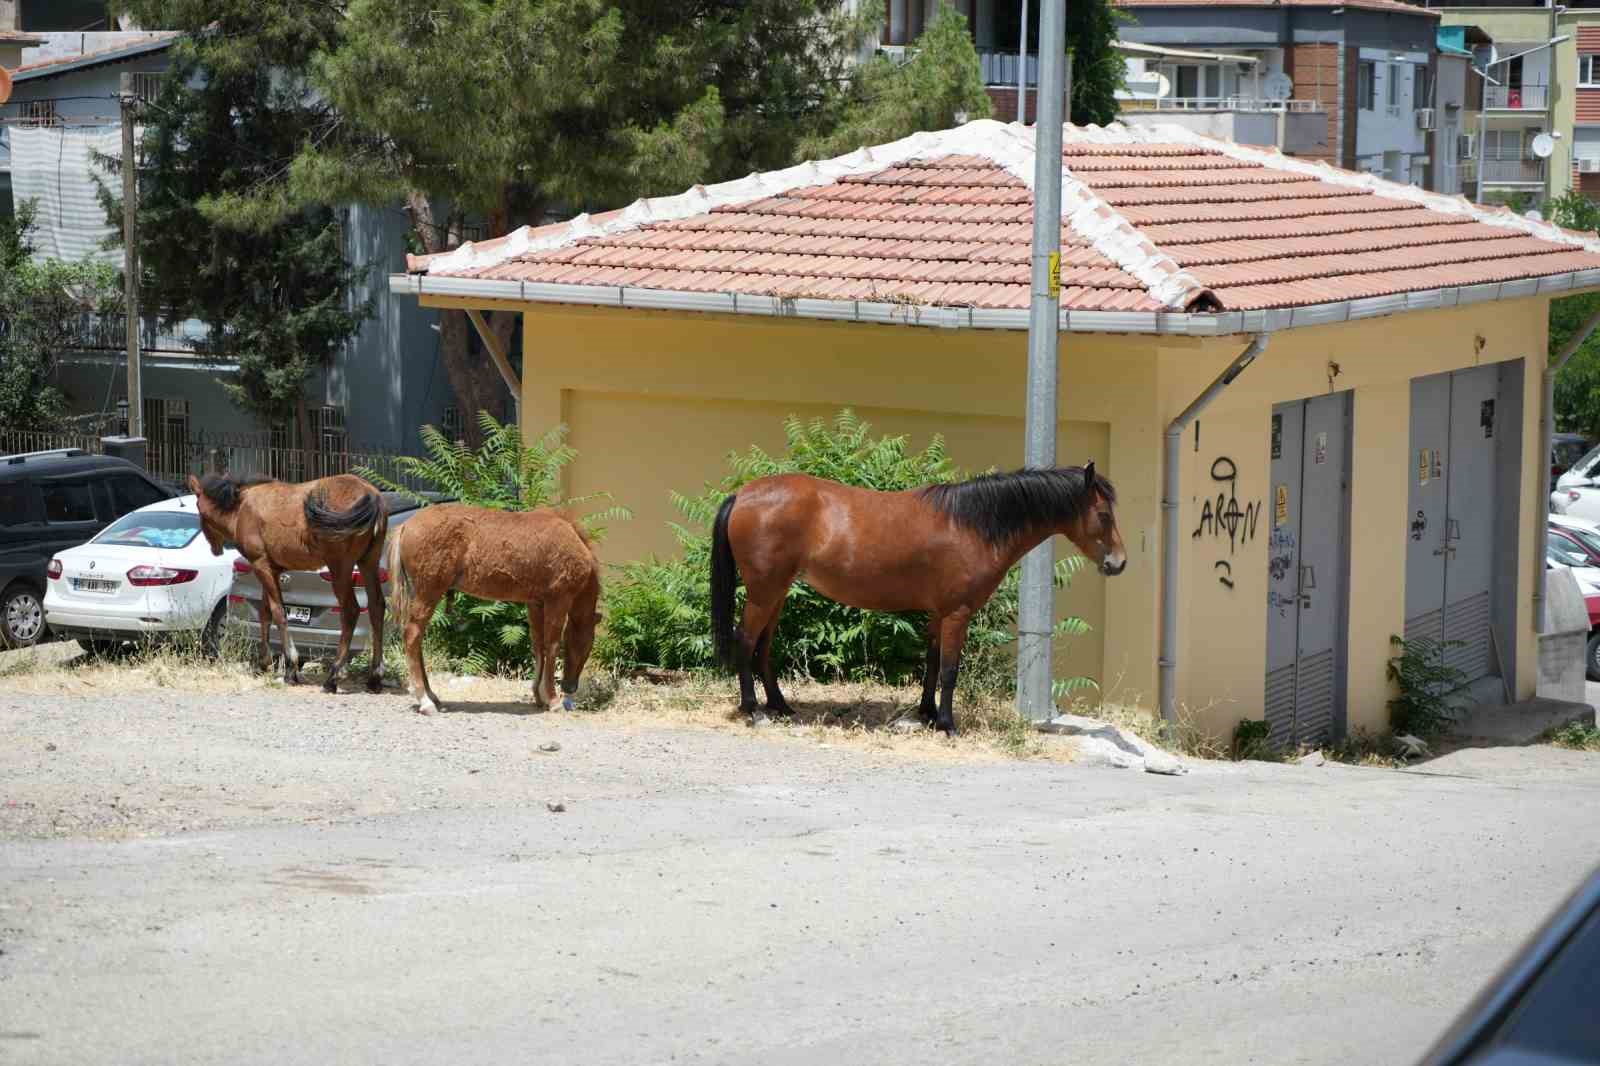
[
  {"left": 1386, "top": 634, "right": 1468, "bottom": 739},
  {"left": 595, "top": 409, "right": 1097, "bottom": 698},
  {"left": 358, "top": 412, "right": 630, "bottom": 675}
]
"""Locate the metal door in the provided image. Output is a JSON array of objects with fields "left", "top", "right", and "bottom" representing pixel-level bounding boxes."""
[
  {"left": 1405, "top": 372, "right": 1452, "bottom": 645},
  {"left": 1441, "top": 365, "right": 1499, "bottom": 682},
  {"left": 1404, "top": 368, "right": 1501, "bottom": 686},
  {"left": 1264, "top": 393, "right": 1350, "bottom": 747}
]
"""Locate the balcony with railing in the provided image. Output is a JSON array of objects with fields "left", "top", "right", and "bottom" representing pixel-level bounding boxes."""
[
  {"left": 1120, "top": 95, "right": 1322, "bottom": 114},
  {"left": 1477, "top": 154, "right": 1546, "bottom": 185},
  {"left": 1484, "top": 83, "right": 1549, "bottom": 110}
]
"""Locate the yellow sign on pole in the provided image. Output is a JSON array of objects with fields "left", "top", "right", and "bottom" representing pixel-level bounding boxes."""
[{"left": 1047, "top": 251, "right": 1061, "bottom": 299}]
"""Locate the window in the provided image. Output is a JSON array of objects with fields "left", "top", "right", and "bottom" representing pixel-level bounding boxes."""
[
  {"left": 109, "top": 475, "right": 168, "bottom": 517},
  {"left": 19, "top": 99, "right": 57, "bottom": 128},
  {"left": 1414, "top": 64, "right": 1432, "bottom": 108},
  {"left": 0, "top": 483, "right": 35, "bottom": 527},
  {"left": 1359, "top": 62, "right": 1376, "bottom": 111},
  {"left": 1388, "top": 63, "right": 1401, "bottom": 108},
  {"left": 94, "top": 510, "right": 200, "bottom": 550},
  {"left": 40, "top": 480, "right": 96, "bottom": 524},
  {"left": 1583, "top": 55, "right": 1600, "bottom": 87}
]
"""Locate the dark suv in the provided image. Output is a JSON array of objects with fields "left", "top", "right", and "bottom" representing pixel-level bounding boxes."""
[{"left": 0, "top": 449, "right": 176, "bottom": 647}]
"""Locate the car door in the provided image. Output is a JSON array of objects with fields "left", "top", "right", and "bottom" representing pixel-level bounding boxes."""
[
  {"left": 37, "top": 476, "right": 107, "bottom": 562},
  {"left": 0, "top": 478, "right": 45, "bottom": 586}
]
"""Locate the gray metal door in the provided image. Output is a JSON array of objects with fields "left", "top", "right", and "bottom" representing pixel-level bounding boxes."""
[
  {"left": 1404, "top": 368, "right": 1501, "bottom": 685},
  {"left": 1264, "top": 393, "right": 1350, "bottom": 747},
  {"left": 1442, "top": 365, "right": 1499, "bottom": 682}
]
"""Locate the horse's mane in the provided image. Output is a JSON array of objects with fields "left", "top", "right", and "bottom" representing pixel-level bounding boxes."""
[
  {"left": 919, "top": 466, "right": 1115, "bottom": 547},
  {"left": 197, "top": 473, "right": 277, "bottom": 513}
]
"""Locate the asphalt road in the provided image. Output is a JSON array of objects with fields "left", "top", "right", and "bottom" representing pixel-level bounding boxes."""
[{"left": 3, "top": 685, "right": 1599, "bottom": 1065}]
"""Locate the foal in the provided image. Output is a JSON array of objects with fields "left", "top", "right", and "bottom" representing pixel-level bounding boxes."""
[
  {"left": 710, "top": 462, "right": 1125, "bottom": 735},
  {"left": 384, "top": 504, "right": 601, "bottom": 715},
  {"left": 190, "top": 473, "right": 388, "bottom": 691}
]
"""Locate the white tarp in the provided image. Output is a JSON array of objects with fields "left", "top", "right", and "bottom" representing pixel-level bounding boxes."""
[{"left": 7, "top": 124, "right": 125, "bottom": 267}]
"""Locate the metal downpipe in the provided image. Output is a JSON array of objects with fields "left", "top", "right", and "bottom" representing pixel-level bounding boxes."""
[
  {"left": 1159, "top": 334, "right": 1270, "bottom": 725},
  {"left": 1538, "top": 305, "right": 1600, "bottom": 632}
]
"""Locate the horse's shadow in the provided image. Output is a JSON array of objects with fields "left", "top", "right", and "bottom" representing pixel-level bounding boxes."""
[
  {"left": 763, "top": 695, "right": 922, "bottom": 732},
  {"left": 438, "top": 700, "right": 548, "bottom": 717}
]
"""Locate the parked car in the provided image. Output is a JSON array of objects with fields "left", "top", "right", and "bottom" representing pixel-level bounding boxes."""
[
  {"left": 1416, "top": 863, "right": 1600, "bottom": 1065},
  {"left": 1545, "top": 529, "right": 1600, "bottom": 679},
  {"left": 0, "top": 448, "right": 177, "bottom": 648},
  {"left": 42, "top": 494, "right": 239, "bottom": 655},
  {"left": 1550, "top": 431, "right": 1596, "bottom": 491},
  {"left": 225, "top": 492, "right": 453, "bottom": 658}
]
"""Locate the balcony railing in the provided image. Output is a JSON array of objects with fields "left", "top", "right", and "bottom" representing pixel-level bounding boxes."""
[
  {"left": 1121, "top": 95, "right": 1322, "bottom": 113},
  {"left": 1484, "top": 84, "right": 1549, "bottom": 110},
  {"left": 1478, "top": 156, "right": 1546, "bottom": 184},
  {"left": 980, "top": 49, "right": 1039, "bottom": 88}
]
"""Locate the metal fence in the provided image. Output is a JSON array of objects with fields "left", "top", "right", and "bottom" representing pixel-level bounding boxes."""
[{"left": 0, "top": 427, "right": 434, "bottom": 493}]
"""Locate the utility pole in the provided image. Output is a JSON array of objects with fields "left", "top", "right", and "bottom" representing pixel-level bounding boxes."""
[
  {"left": 1016, "top": 0, "right": 1068, "bottom": 722},
  {"left": 119, "top": 72, "right": 142, "bottom": 439},
  {"left": 1017, "top": 0, "right": 1028, "bottom": 123}
]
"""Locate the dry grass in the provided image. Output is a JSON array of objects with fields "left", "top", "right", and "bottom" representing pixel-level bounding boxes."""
[{"left": 1074, "top": 696, "right": 1227, "bottom": 761}]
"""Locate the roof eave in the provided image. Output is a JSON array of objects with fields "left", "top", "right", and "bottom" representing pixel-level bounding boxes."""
[
  {"left": 12, "top": 36, "right": 177, "bottom": 82},
  {"left": 390, "top": 269, "right": 1600, "bottom": 336}
]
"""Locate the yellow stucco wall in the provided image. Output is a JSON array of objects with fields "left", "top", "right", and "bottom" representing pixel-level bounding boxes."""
[{"left": 420, "top": 293, "right": 1548, "bottom": 741}]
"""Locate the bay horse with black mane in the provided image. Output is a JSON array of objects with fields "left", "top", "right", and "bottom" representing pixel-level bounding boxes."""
[
  {"left": 710, "top": 462, "right": 1126, "bottom": 735},
  {"left": 189, "top": 472, "right": 388, "bottom": 691}
]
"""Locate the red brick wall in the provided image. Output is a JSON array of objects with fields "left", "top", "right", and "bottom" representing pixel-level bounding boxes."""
[
  {"left": 1285, "top": 43, "right": 1344, "bottom": 166},
  {"left": 987, "top": 86, "right": 1041, "bottom": 125},
  {"left": 1578, "top": 90, "right": 1600, "bottom": 123},
  {"left": 1577, "top": 26, "right": 1600, "bottom": 51}
]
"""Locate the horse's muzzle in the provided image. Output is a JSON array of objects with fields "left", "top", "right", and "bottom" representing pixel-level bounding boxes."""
[{"left": 1100, "top": 557, "right": 1127, "bottom": 577}]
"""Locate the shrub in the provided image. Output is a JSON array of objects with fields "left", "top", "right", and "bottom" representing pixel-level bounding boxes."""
[
  {"left": 360, "top": 412, "right": 628, "bottom": 675},
  {"left": 1386, "top": 634, "right": 1467, "bottom": 739},
  {"left": 595, "top": 409, "right": 1095, "bottom": 698}
]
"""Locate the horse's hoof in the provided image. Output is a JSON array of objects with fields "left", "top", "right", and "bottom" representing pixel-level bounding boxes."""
[
  {"left": 366, "top": 675, "right": 385, "bottom": 694},
  {"left": 561, "top": 695, "right": 576, "bottom": 712},
  {"left": 321, "top": 678, "right": 339, "bottom": 694}
]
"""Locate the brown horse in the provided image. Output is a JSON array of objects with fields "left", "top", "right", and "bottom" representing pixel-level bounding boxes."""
[
  {"left": 710, "top": 462, "right": 1126, "bottom": 735},
  {"left": 384, "top": 504, "right": 601, "bottom": 715},
  {"left": 190, "top": 473, "right": 389, "bottom": 691}
]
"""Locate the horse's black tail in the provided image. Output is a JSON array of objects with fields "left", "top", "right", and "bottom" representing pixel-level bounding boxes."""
[
  {"left": 710, "top": 494, "right": 740, "bottom": 670},
  {"left": 304, "top": 487, "right": 383, "bottom": 539}
]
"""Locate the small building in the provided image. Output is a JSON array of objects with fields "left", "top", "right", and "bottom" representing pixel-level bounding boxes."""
[{"left": 393, "top": 119, "right": 1600, "bottom": 743}]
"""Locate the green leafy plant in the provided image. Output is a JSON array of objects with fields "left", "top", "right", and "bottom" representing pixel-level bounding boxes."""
[
  {"left": 1547, "top": 720, "right": 1600, "bottom": 751},
  {"left": 359, "top": 412, "right": 629, "bottom": 675},
  {"left": 1231, "top": 718, "right": 1274, "bottom": 761},
  {"left": 1386, "top": 634, "right": 1468, "bottom": 739},
  {"left": 595, "top": 409, "right": 1095, "bottom": 698}
]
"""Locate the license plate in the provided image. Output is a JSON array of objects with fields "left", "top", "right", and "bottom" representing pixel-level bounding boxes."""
[
  {"left": 285, "top": 606, "right": 313, "bottom": 624},
  {"left": 72, "top": 578, "right": 119, "bottom": 593}
]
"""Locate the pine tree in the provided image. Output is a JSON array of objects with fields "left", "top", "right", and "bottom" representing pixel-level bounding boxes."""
[{"left": 108, "top": 1, "right": 370, "bottom": 447}]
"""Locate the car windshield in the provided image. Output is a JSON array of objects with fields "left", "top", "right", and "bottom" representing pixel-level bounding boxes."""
[
  {"left": 94, "top": 510, "right": 201, "bottom": 549},
  {"left": 1567, "top": 442, "right": 1600, "bottom": 476},
  {"left": 1555, "top": 439, "right": 1593, "bottom": 467},
  {"left": 1562, "top": 523, "right": 1600, "bottom": 559},
  {"left": 1548, "top": 534, "right": 1590, "bottom": 569}
]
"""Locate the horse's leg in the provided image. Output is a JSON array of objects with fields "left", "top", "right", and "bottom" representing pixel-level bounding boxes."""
[
  {"left": 360, "top": 539, "right": 387, "bottom": 693},
  {"left": 526, "top": 602, "right": 546, "bottom": 708},
  {"left": 322, "top": 562, "right": 359, "bottom": 694},
  {"left": 256, "top": 564, "right": 299, "bottom": 685},
  {"left": 918, "top": 616, "right": 942, "bottom": 724},
  {"left": 537, "top": 594, "right": 573, "bottom": 711},
  {"left": 735, "top": 596, "right": 783, "bottom": 723},
  {"left": 934, "top": 610, "right": 973, "bottom": 738},
  {"left": 755, "top": 603, "right": 790, "bottom": 714},
  {"left": 405, "top": 596, "right": 440, "bottom": 714},
  {"left": 254, "top": 595, "right": 273, "bottom": 673}
]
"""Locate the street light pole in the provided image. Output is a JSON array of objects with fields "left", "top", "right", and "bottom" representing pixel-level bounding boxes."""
[
  {"left": 1016, "top": 0, "right": 1068, "bottom": 721},
  {"left": 119, "top": 72, "right": 142, "bottom": 439},
  {"left": 1017, "top": 0, "right": 1029, "bottom": 123}
]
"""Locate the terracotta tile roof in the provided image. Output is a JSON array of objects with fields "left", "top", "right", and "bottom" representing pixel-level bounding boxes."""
[
  {"left": 1114, "top": 0, "right": 1436, "bottom": 15},
  {"left": 410, "top": 120, "right": 1600, "bottom": 318},
  {"left": 0, "top": 30, "right": 48, "bottom": 44}
]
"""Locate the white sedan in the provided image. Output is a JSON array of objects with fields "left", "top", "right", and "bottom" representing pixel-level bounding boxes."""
[{"left": 43, "top": 495, "right": 239, "bottom": 655}]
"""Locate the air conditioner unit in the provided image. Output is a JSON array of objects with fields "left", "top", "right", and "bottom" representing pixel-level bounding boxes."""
[
  {"left": 1416, "top": 107, "right": 1436, "bottom": 130},
  {"left": 1458, "top": 133, "right": 1476, "bottom": 159},
  {"left": 1580, "top": 158, "right": 1600, "bottom": 174}
]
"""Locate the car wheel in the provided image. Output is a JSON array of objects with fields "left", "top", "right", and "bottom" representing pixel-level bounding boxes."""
[
  {"left": 1588, "top": 631, "right": 1600, "bottom": 683},
  {"left": 0, "top": 583, "right": 46, "bottom": 649},
  {"left": 200, "top": 601, "right": 226, "bottom": 659}
]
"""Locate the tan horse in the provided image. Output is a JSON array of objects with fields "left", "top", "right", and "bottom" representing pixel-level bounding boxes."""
[
  {"left": 384, "top": 504, "right": 601, "bottom": 715},
  {"left": 710, "top": 462, "right": 1126, "bottom": 735},
  {"left": 190, "top": 473, "right": 388, "bottom": 691}
]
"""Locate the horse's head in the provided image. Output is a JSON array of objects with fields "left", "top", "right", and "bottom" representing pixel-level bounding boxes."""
[
  {"left": 187, "top": 474, "right": 237, "bottom": 557},
  {"left": 560, "top": 574, "right": 602, "bottom": 705},
  {"left": 1064, "top": 461, "right": 1127, "bottom": 577}
]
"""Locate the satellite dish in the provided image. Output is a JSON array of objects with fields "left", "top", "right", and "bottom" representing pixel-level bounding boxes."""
[
  {"left": 0, "top": 66, "right": 12, "bottom": 107},
  {"left": 1263, "top": 71, "right": 1294, "bottom": 101},
  {"left": 1532, "top": 133, "right": 1556, "bottom": 159},
  {"left": 1154, "top": 73, "right": 1172, "bottom": 99}
]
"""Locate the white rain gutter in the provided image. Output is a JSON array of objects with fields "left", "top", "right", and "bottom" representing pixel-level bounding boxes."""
[
  {"left": 1159, "top": 334, "right": 1269, "bottom": 726},
  {"left": 1539, "top": 305, "right": 1600, "bottom": 631},
  {"left": 389, "top": 269, "right": 1600, "bottom": 337}
]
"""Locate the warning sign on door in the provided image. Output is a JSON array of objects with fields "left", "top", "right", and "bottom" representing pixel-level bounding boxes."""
[
  {"left": 1314, "top": 431, "right": 1328, "bottom": 465},
  {"left": 1419, "top": 448, "right": 1431, "bottom": 486},
  {"left": 1275, "top": 484, "right": 1289, "bottom": 527}
]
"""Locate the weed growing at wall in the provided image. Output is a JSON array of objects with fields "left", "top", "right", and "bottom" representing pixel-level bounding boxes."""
[{"left": 1386, "top": 634, "right": 1467, "bottom": 739}]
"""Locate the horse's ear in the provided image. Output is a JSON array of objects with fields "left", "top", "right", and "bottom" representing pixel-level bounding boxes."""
[{"left": 1084, "top": 459, "right": 1096, "bottom": 485}]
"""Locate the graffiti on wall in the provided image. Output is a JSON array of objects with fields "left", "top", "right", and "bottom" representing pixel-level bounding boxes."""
[
  {"left": 1193, "top": 457, "right": 1261, "bottom": 590},
  {"left": 1267, "top": 527, "right": 1297, "bottom": 618}
]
